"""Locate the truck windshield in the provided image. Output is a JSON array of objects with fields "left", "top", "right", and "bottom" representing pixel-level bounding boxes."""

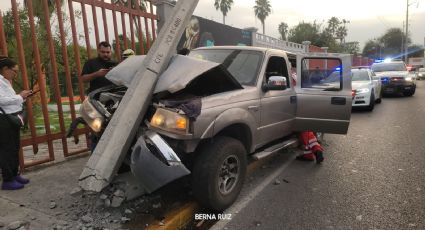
[
  {"left": 189, "top": 49, "right": 263, "bottom": 86},
  {"left": 371, "top": 63, "right": 406, "bottom": 72}
]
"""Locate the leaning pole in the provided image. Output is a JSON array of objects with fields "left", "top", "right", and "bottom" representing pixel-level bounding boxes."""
[{"left": 79, "top": 0, "right": 200, "bottom": 192}]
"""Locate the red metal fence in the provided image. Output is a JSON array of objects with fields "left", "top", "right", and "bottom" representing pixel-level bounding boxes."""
[{"left": 0, "top": 0, "right": 157, "bottom": 169}]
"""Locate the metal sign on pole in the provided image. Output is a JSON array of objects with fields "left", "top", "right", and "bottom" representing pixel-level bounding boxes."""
[{"left": 79, "top": 0, "right": 200, "bottom": 192}]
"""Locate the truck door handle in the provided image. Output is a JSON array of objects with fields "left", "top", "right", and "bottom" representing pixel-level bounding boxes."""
[
  {"left": 331, "top": 97, "right": 346, "bottom": 105},
  {"left": 248, "top": 106, "right": 259, "bottom": 111}
]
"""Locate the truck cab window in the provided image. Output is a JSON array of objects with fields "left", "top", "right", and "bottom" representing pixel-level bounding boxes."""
[
  {"left": 301, "top": 58, "right": 342, "bottom": 91},
  {"left": 265, "top": 56, "right": 290, "bottom": 88}
]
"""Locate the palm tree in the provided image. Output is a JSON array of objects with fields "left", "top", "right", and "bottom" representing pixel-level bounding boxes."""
[
  {"left": 214, "top": 0, "right": 234, "bottom": 25},
  {"left": 254, "top": 0, "right": 271, "bottom": 35},
  {"left": 278, "top": 22, "right": 288, "bottom": 40}
]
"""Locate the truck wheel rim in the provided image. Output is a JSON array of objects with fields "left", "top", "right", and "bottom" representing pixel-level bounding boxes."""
[{"left": 218, "top": 154, "right": 240, "bottom": 195}]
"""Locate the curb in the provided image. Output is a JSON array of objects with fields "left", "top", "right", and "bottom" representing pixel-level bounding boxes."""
[
  {"left": 147, "top": 148, "right": 296, "bottom": 230},
  {"left": 149, "top": 202, "right": 199, "bottom": 230}
]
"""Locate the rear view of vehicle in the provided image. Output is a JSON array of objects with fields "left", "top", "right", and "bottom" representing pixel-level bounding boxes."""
[
  {"left": 351, "top": 68, "right": 382, "bottom": 111},
  {"left": 371, "top": 61, "right": 416, "bottom": 96}
]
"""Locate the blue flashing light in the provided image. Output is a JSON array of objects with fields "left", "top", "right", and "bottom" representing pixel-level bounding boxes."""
[
  {"left": 381, "top": 77, "right": 390, "bottom": 85},
  {"left": 374, "top": 59, "right": 384, "bottom": 63}
]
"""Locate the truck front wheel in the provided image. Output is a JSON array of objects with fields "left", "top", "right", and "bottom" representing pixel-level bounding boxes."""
[{"left": 192, "top": 136, "right": 247, "bottom": 212}]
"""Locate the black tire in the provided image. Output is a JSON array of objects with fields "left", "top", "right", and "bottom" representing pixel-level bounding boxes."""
[
  {"left": 403, "top": 88, "right": 415, "bottom": 97},
  {"left": 366, "top": 92, "right": 375, "bottom": 111},
  {"left": 375, "top": 89, "right": 382, "bottom": 103},
  {"left": 192, "top": 136, "right": 247, "bottom": 212}
]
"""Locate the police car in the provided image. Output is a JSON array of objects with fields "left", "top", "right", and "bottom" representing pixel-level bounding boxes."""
[{"left": 351, "top": 68, "right": 382, "bottom": 111}]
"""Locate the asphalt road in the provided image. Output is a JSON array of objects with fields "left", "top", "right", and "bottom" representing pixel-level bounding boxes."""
[{"left": 210, "top": 81, "right": 425, "bottom": 230}]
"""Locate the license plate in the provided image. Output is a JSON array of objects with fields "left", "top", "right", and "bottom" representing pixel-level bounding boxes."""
[
  {"left": 386, "top": 88, "right": 394, "bottom": 92},
  {"left": 405, "top": 87, "right": 411, "bottom": 90}
]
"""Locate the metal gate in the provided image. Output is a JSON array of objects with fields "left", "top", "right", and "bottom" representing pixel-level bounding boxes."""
[{"left": 0, "top": 0, "right": 157, "bottom": 169}]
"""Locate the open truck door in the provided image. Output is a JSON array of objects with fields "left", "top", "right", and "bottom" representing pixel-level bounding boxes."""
[{"left": 293, "top": 53, "right": 352, "bottom": 134}]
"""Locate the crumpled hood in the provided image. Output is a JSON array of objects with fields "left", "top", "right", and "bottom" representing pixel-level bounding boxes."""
[
  {"left": 106, "top": 55, "right": 242, "bottom": 95},
  {"left": 352, "top": 81, "right": 372, "bottom": 90},
  {"left": 375, "top": 71, "right": 409, "bottom": 78}
]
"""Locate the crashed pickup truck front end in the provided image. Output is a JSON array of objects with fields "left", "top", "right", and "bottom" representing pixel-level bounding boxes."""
[{"left": 78, "top": 54, "right": 243, "bottom": 193}]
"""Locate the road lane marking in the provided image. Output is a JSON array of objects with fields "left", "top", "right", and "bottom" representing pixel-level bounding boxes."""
[{"left": 210, "top": 151, "right": 298, "bottom": 230}]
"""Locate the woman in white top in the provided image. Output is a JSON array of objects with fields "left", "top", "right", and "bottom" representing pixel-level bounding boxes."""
[{"left": 0, "top": 56, "right": 32, "bottom": 190}]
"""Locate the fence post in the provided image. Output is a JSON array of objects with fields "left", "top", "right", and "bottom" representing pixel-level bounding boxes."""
[{"left": 302, "top": 41, "right": 311, "bottom": 53}]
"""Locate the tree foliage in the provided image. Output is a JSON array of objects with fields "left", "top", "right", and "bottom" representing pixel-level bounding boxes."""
[
  {"left": 254, "top": 0, "right": 271, "bottom": 34},
  {"left": 278, "top": 22, "right": 288, "bottom": 40},
  {"left": 287, "top": 17, "right": 354, "bottom": 53},
  {"left": 214, "top": 0, "right": 234, "bottom": 25},
  {"left": 361, "top": 28, "right": 415, "bottom": 59}
]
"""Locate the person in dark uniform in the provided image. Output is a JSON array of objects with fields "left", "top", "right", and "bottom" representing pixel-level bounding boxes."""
[
  {"left": 81, "top": 41, "right": 117, "bottom": 93},
  {"left": 0, "top": 56, "right": 32, "bottom": 190},
  {"left": 81, "top": 41, "right": 117, "bottom": 151}
]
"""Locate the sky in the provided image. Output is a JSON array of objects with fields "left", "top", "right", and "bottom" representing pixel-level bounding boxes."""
[
  {"left": 1, "top": 0, "right": 424, "bottom": 50},
  {"left": 193, "top": 0, "right": 425, "bottom": 49}
]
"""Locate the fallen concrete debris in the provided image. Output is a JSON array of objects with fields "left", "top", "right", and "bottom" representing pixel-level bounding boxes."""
[
  {"left": 49, "top": 202, "right": 57, "bottom": 209},
  {"left": 6, "top": 221, "right": 24, "bottom": 230}
]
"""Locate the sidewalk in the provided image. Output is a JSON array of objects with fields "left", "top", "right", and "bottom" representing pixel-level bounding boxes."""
[
  {"left": 0, "top": 156, "right": 92, "bottom": 229},
  {"left": 1, "top": 152, "right": 169, "bottom": 230},
  {"left": 0, "top": 154, "right": 141, "bottom": 230}
]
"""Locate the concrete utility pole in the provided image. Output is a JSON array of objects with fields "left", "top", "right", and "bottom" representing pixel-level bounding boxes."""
[
  {"left": 79, "top": 0, "right": 199, "bottom": 192},
  {"left": 405, "top": 0, "right": 409, "bottom": 62}
]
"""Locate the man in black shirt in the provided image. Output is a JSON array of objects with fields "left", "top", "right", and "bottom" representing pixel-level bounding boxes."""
[
  {"left": 81, "top": 41, "right": 117, "bottom": 152},
  {"left": 81, "top": 41, "right": 117, "bottom": 93}
]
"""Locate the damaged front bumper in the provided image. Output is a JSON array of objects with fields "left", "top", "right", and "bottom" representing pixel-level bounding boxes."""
[{"left": 130, "top": 130, "right": 190, "bottom": 193}]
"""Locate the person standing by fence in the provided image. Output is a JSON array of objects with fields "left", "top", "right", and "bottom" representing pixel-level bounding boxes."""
[
  {"left": 80, "top": 41, "right": 117, "bottom": 152},
  {"left": 0, "top": 56, "right": 32, "bottom": 190}
]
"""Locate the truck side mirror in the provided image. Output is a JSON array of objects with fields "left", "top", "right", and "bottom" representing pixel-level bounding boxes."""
[{"left": 262, "top": 76, "right": 287, "bottom": 91}]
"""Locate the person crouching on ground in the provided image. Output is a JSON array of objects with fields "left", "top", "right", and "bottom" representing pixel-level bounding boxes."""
[
  {"left": 296, "top": 131, "right": 324, "bottom": 164},
  {"left": 0, "top": 56, "right": 32, "bottom": 190}
]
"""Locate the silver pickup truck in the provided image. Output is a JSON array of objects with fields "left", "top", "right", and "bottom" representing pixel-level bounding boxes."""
[{"left": 73, "top": 46, "right": 352, "bottom": 211}]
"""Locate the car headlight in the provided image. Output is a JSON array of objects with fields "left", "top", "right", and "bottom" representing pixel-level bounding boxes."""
[
  {"left": 356, "top": 88, "right": 370, "bottom": 94},
  {"left": 419, "top": 73, "right": 423, "bottom": 77},
  {"left": 80, "top": 98, "right": 104, "bottom": 133},
  {"left": 150, "top": 108, "right": 189, "bottom": 134},
  {"left": 405, "top": 77, "right": 413, "bottom": 81}
]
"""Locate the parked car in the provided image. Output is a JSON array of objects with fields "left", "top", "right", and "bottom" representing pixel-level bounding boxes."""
[
  {"left": 351, "top": 68, "right": 382, "bottom": 111},
  {"left": 417, "top": 68, "right": 425, "bottom": 80},
  {"left": 69, "top": 46, "right": 352, "bottom": 211},
  {"left": 371, "top": 61, "right": 416, "bottom": 96}
]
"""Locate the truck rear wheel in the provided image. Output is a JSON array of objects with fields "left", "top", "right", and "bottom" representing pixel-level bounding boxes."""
[{"left": 192, "top": 136, "right": 247, "bottom": 212}]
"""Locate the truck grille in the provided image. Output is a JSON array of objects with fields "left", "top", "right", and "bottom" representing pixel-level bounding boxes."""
[{"left": 390, "top": 77, "right": 404, "bottom": 82}]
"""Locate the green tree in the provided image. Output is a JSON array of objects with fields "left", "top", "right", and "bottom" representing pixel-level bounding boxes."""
[
  {"left": 287, "top": 21, "right": 321, "bottom": 44},
  {"left": 112, "top": 0, "right": 147, "bottom": 43},
  {"left": 362, "top": 28, "right": 410, "bottom": 59},
  {"left": 278, "top": 22, "right": 288, "bottom": 40},
  {"left": 214, "top": 0, "right": 234, "bottom": 25},
  {"left": 362, "top": 39, "right": 380, "bottom": 59},
  {"left": 254, "top": 0, "right": 271, "bottom": 34},
  {"left": 342, "top": 41, "right": 360, "bottom": 54}
]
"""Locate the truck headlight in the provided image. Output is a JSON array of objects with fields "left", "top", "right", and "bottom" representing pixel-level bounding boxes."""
[
  {"left": 356, "top": 88, "right": 370, "bottom": 94},
  {"left": 150, "top": 108, "right": 189, "bottom": 134},
  {"left": 80, "top": 99, "right": 104, "bottom": 133}
]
